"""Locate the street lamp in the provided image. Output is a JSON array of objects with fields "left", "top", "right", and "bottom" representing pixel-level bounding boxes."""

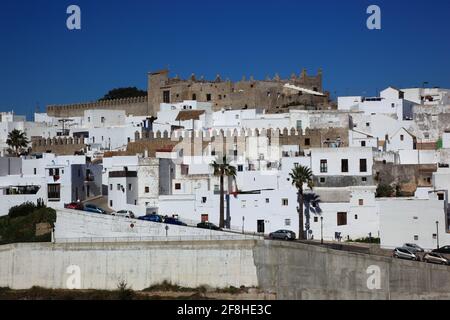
[
  {"left": 436, "top": 221, "right": 439, "bottom": 250},
  {"left": 320, "top": 216, "right": 324, "bottom": 245}
]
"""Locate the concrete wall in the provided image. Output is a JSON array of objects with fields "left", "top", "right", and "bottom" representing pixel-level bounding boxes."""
[
  {"left": 254, "top": 241, "right": 450, "bottom": 299},
  {"left": 2, "top": 240, "right": 450, "bottom": 299},
  {"left": 0, "top": 241, "right": 258, "bottom": 290}
]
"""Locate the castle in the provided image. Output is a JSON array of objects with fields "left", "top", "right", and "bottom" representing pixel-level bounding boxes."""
[{"left": 46, "top": 69, "right": 331, "bottom": 117}]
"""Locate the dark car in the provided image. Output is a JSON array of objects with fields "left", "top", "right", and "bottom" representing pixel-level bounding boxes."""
[
  {"left": 197, "top": 221, "right": 221, "bottom": 231},
  {"left": 164, "top": 217, "right": 188, "bottom": 226},
  {"left": 83, "top": 204, "right": 106, "bottom": 214},
  {"left": 138, "top": 214, "right": 163, "bottom": 223},
  {"left": 433, "top": 245, "right": 450, "bottom": 254},
  {"left": 403, "top": 243, "right": 425, "bottom": 253},
  {"left": 64, "top": 202, "right": 83, "bottom": 210},
  {"left": 269, "top": 230, "right": 296, "bottom": 240}
]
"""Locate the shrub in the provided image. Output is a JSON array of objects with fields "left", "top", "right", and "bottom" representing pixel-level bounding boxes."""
[
  {"left": 8, "top": 202, "right": 37, "bottom": 219},
  {"left": 117, "top": 280, "right": 135, "bottom": 300},
  {"left": 376, "top": 184, "right": 394, "bottom": 198}
]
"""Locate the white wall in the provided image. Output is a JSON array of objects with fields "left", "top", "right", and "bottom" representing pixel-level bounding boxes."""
[{"left": 379, "top": 198, "right": 450, "bottom": 250}]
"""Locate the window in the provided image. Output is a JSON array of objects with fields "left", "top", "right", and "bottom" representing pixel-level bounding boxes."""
[
  {"left": 320, "top": 159, "right": 328, "bottom": 173},
  {"left": 337, "top": 212, "right": 347, "bottom": 226},
  {"left": 254, "top": 200, "right": 258, "bottom": 207},
  {"left": 361, "top": 141, "right": 366, "bottom": 147},
  {"left": 358, "top": 199, "right": 364, "bottom": 206},
  {"left": 391, "top": 103, "right": 395, "bottom": 108},
  {"left": 49, "top": 168, "right": 54, "bottom": 176},
  {"left": 163, "top": 90, "right": 170, "bottom": 103},
  {"left": 366, "top": 122, "right": 370, "bottom": 127},
  {"left": 266, "top": 198, "right": 270, "bottom": 203},
  {"left": 341, "top": 159, "right": 349, "bottom": 173},
  {"left": 47, "top": 184, "right": 61, "bottom": 200},
  {"left": 235, "top": 114, "right": 239, "bottom": 119},
  {"left": 110, "top": 200, "right": 113, "bottom": 207},
  {"left": 117, "top": 184, "right": 121, "bottom": 191},
  {"left": 296, "top": 120, "right": 302, "bottom": 130},
  {"left": 127, "top": 137, "right": 131, "bottom": 143},
  {"left": 33, "top": 168, "right": 37, "bottom": 175},
  {"left": 237, "top": 165, "right": 243, "bottom": 172},
  {"left": 241, "top": 200, "right": 247, "bottom": 208},
  {"left": 145, "top": 186, "right": 150, "bottom": 193},
  {"left": 319, "top": 177, "right": 326, "bottom": 183},
  {"left": 438, "top": 193, "right": 445, "bottom": 201},
  {"left": 282, "top": 198, "right": 289, "bottom": 206},
  {"left": 175, "top": 183, "right": 181, "bottom": 190},
  {"left": 206, "top": 94, "right": 211, "bottom": 101},
  {"left": 305, "top": 138, "right": 310, "bottom": 146},
  {"left": 354, "top": 214, "right": 358, "bottom": 220},
  {"left": 211, "top": 150, "right": 216, "bottom": 156},
  {"left": 314, "top": 217, "right": 318, "bottom": 223},
  {"left": 362, "top": 177, "right": 367, "bottom": 182},
  {"left": 101, "top": 117, "right": 105, "bottom": 123},
  {"left": 414, "top": 235, "right": 419, "bottom": 241},
  {"left": 285, "top": 219, "right": 291, "bottom": 226},
  {"left": 88, "top": 117, "right": 90, "bottom": 122},
  {"left": 110, "top": 184, "right": 112, "bottom": 191},
  {"left": 128, "top": 184, "right": 132, "bottom": 191},
  {"left": 400, "top": 135, "right": 404, "bottom": 141},
  {"left": 201, "top": 197, "right": 207, "bottom": 204},
  {"left": 359, "top": 159, "right": 367, "bottom": 172}
]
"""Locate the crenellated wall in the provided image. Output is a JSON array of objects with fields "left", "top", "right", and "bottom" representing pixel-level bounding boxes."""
[{"left": 47, "top": 96, "right": 148, "bottom": 117}]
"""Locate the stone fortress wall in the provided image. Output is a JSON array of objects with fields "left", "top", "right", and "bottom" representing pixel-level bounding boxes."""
[{"left": 46, "top": 69, "right": 331, "bottom": 117}]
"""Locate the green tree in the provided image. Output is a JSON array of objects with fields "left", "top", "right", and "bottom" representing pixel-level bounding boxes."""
[
  {"left": 99, "top": 87, "right": 147, "bottom": 101},
  {"left": 6, "top": 129, "right": 29, "bottom": 156},
  {"left": 289, "top": 165, "right": 314, "bottom": 240},
  {"left": 376, "top": 184, "right": 394, "bottom": 198},
  {"left": 211, "top": 157, "right": 237, "bottom": 228}
]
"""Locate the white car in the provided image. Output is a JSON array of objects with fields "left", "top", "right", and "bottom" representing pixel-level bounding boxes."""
[{"left": 112, "top": 210, "right": 135, "bottom": 218}]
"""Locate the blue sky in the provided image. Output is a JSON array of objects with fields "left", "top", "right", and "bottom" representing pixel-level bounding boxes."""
[{"left": 1, "top": 0, "right": 450, "bottom": 118}]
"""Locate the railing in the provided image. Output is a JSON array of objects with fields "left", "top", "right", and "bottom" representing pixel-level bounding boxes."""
[{"left": 55, "top": 234, "right": 262, "bottom": 243}]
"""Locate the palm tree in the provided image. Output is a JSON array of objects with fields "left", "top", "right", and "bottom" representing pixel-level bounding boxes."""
[
  {"left": 211, "top": 156, "right": 237, "bottom": 228},
  {"left": 289, "top": 164, "right": 314, "bottom": 240},
  {"left": 303, "top": 192, "right": 322, "bottom": 239},
  {"left": 6, "top": 129, "right": 29, "bottom": 156}
]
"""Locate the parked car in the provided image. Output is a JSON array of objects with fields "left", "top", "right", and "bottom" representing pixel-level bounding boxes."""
[
  {"left": 432, "top": 245, "right": 450, "bottom": 254},
  {"left": 83, "top": 204, "right": 107, "bottom": 215},
  {"left": 269, "top": 230, "right": 296, "bottom": 241},
  {"left": 403, "top": 243, "right": 425, "bottom": 253},
  {"left": 197, "top": 221, "right": 221, "bottom": 231},
  {"left": 113, "top": 210, "right": 135, "bottom": 218},
  {"left": 393, "top": 247, "right": 420, "bottom": 261},
  {"left": 164, "top": 217, "right": 188, "bottom": 226},
  {"left": 64, "top": 202, "right": 83, "bottom": 210},
  {"left": 423, "top": 252, "right": 449, "bottom": 265},
  {"left": 138, "top": 214, "right": 163, "bottom": 223}
]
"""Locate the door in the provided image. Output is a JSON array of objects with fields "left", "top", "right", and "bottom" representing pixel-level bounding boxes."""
[{"left": 257, "top": 220, "right": 265, "bottom": 233}]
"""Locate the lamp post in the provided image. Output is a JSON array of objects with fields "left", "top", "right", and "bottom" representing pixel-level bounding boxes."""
[
  {"left": 436, "top": 221, "right": 439, "bottom": 250},
  {"left": 242, "top": 216, "right": 245, "bottom": 234},
  {"left": 320, "top": 216, "right": 324, "bottom": 245}
]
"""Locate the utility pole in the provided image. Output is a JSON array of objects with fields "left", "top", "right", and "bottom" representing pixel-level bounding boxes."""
[
  {"left": 436, "top": 221, "right": 439, "bottom": 250},
  {"left": 320, "top": 216, "right": 324, "bottom": 244}
]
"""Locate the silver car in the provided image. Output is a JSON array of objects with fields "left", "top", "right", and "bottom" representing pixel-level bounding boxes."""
[
  {"left": 393, "top": 247, "right": 420, "bottom": 261},
  {"left": 423, "top": 252, "right": 449, "bottom": 265}
]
